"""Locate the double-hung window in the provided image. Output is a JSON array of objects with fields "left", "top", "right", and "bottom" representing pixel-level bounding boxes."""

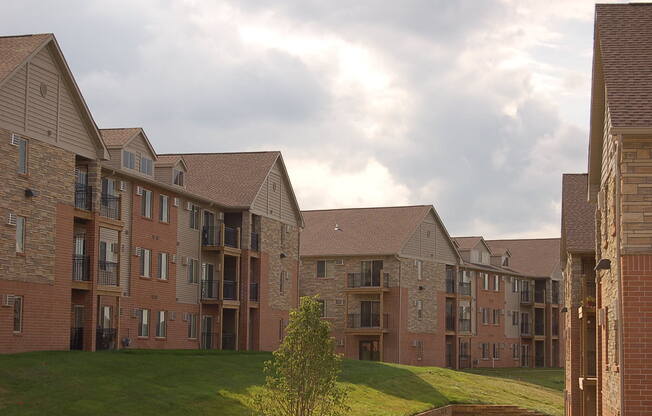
[
  {"left": 159, "top": 195, "right": 169, "bottom": 222},
  {"left": 141, "top": 249, "right": 152, "bottom": 277},
  {"left": 493, "top": 309, "right": 500, "bottom": 325},
  {"left": 512, "top": 310, "right": 520, "bottom": 326},
  {"left": 317, "top": 300, "right": 326, "bottom": 317},
  {"left": 15, "top": 216, "right": 25, "bottom": 253},
  {"left": 316, "top": 260, "right": 336, "bottom": 278},
  {"left": 173, "top": 169, "right": 184, "bottom": 186},
  {"left": 188, "top": 314, "right": 198, "bottom": 338},
  {"left": 493, "top": 343, "right": 500, "bottom": 359},
  {"left": 494, "top": 275, "right": 500, "bottom": 291},
  {"left": 189, "top": 204, "right": 200, "bottom": 230},
  {"left": 140, "top": 157, "right": 153, "bottom": 175},
  {"left": 156, "top": 311, "right": 166, "bottom": 338},
  {"left": 512, "top": 277, "right": 519, "bottom": 292},
  {"left": 481, "top": 343, "right": 489, "bottom": 359},
  {"left": 482, "top": 273, "right": 489, "bottom": 290},
  {"left": 158, "top": 252, "right": 168, "bottom": 280},
  {"left": 123, "top": 151, "right": 136, "bottom": 169},
  {"left": 138, "top": 309, "right": 150, "bottom": 337},
  {"left": 141, "top": 189, "right": 152, "bottom": 218}
]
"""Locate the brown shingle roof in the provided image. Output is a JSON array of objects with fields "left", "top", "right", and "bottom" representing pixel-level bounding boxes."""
[
  {"left": 485, "top": 238, "right": 560, "bottom": 278},
  {"left": 300, "top": 205, "right": 431, "bottom": 257},
  {"left": 99, "top": 128, "right": 142, "bottom": 147},
  {"left": 0, "top": 34, "right": 51, "bottom": 85},
  {"left": 561, "top": 174, "right": 595, "bottom": 256},
  {"left": 596, "top": 4, "right": 652, "bottom": 127},
  {"left": 453, "top": 236, "right": 483, "bottom": 251},
  {"left": 168, "top": 152, "right": 280, "bottom": 208}
]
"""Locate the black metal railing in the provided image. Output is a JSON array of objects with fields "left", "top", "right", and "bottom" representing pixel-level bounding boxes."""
[
  {"left": 224, "top": 226, "right": 238, "bottom": 248},
  {"left": 202, "top": 226, "right": 219, "bottom": 247},
  {"left": 347, "top": 272, "right": 389, "bottom": 288},
  {"left": 446, "top": 314, "right": 456, "bottom": 331},
  {"left": 222, "top": 333, "right": 236, "bottom": 350},
  {"left": 535, "top": 289, "right": 546, "bottom": 304},
  {"left": 458, "top": 281, "right": 471, "bottom": 296},
  {"left": 446, "top": 278, "right": 455, "bottom": 294},
  {"left": 74, "top": 184, "right": 92, "bottom": 211},
  {"left": 251, "top": 232, "right": 260, "bottom": 251},
  {"left": 458, "top": 318, "right": 471, "bottom": 332},
  {"left": 521, "top": 320, "right": 531, "bottom": 336},
  {"left": 72, "top": 255, "right": 91, "bottom": 282},
  {"left": 98, "top": 261, "right": 119, "bottom": 286},
  {"left": 250, "top": 282, "right": 259, "bottom": 302},
  {"left": 100, "top": 194, "right": 120, "bottom": 220},
  {"left": 535, "top": 320, "right": 545, "bottom": 336},
  {"left": 201, "top": 332, "right": 216, "bottom": 349},
  {"left": 70, "top": 327, "right": 84, "bottom": 350},
  {"left": 201, "top": 280, "right": 219, "bottom": 300},
  {"left": 223, "top": 280, "right": 237, "bottom": 300},
  {"left": 521, "top": 290, "right": 532, "bottom": 304},
  {"left": 96, "top": 328, "right": 116, "bottom": 350},
  {"left": 347, "top": 313, "right": 389, "bottom": 329}
]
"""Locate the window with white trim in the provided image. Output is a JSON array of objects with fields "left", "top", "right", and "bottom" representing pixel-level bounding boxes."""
[
  {"left": 482, "top": 273, "right": 489, "bottom": 290},
  {"left": 141, "top": 189, "right": 152, "bottom": 218},
  {"left": 13, "top": 296, "right": 23, "bottom": 333},
  {"left": 156, "top": 311, "right": 166, "bottom": 338},
  {"left": 140, "top": 157, "right": 153, "bottom": 175},
  {"left": 188, "top": 258, "right": 199, "bottom": 283},
  {"left": 494, "top": 275, "right": 500, "bottom": 291},
  {"left": 481, "top": 343, "right": 489, "bottom": 359},
  {"left": 512, "top": 277, "right": 519, "bottom": 292},
  {"left": 188, "top": 314, "right": 198, "bottom": 338},
  {"left": 493, "top": 309, "right": 500, "bottom": 325},
  {"left": 317, "top": 300, "right": 326, "bottom": 317},
  {"left": 123, "top": 150, "right": 136, "bottom": 169},
  {"left": 493, "top": 343, "right": 500, "bottom": 359},
  {"left": 140, "top": 249, "right": 152, "bottom": 277},
  {"left": 159, "top": 195, "right": 169, "bottom": 222},
  {"left": 158, "top": 252, "right": 168, "bottom": 280},
  {"left": 15, "top": 216, "right": 25, "bottom": 253},
  {"left": 138, "top": 309, "right": 150, "bottom": 337},
  {"left": 512, "top": 311, "right": 520, "bottom": 326},
  {"left": 173, "top": 169, "right": 184, "bottom": 186},
  {"left": 416, "top": 260, "right": 423, "bottom": 280},
  {"left": 316, "top": 260, "right": 336, "bottom": 278}
]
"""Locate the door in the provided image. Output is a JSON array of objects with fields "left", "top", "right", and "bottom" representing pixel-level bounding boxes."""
[
  {"left": 359, "top": 340, "right": 380, "bottom": 361},
  {"left": 446, "top": 341, "right": 454, "bottom": 367},
  {"left": 202, "top": 316, "right": 214, "bottom": 349},
  {"left": 360, "top": 301, "right": 380, "bottom": 327},
  {"left": 361, "top": 260, "right": 383, "bottom": 286},
  {"left": 97, "top": 305, "right": 115, "bottom": 350},
  {"left": 203, "top": 211, "right": 215, "bottom": 245},
  {"left": 71, "top": 306, "right": 84, "bottom": 350},
  {"left": 521, "top": 344, "right": 530, "bottom": 367}
]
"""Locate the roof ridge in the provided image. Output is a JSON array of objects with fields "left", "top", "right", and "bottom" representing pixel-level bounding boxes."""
[
  {"left": 160, "top": 151, "right": 280, "bottom": 156},
  {"left": 302, "top": 205, "right": 430, "bottom": 213},
  {"left": 99, "top": 127, "right": 142, "bottom": 131},
  {"left": 486, "top": 237, "right": 561, "bottom": 242},
  {"left": 0, "top": 33, "right": 52, "bottom": 39}
]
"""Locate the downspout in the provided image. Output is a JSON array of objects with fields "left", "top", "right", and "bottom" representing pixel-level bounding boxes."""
[
  {"left": 615, "top": 135, "right": 625, "bottom": 416},
  {"left": 395, "top": 255, "right": 402, "bottom": 364}
]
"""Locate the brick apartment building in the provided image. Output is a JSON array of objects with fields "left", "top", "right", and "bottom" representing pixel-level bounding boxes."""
[
  {"left": 0, "top": 33, "right": 302, "bottom": 354},
  {"left": 563, "top": 4, "right": 652, "bottom": 416},
  {"left": 298, "top": 205, "right": 563, "bottom": 369}
]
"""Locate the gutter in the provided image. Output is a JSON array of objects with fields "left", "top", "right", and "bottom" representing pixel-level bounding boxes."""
[{"left": 615, "top": 135, "right": 625, "bottom": 415}]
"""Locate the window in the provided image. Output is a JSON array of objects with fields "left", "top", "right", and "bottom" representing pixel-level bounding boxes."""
[
  {"left": 101, "top": 306, "right": 112, "bottom": 329},
  {"left": 317, "top": 300, "right": 326, "bottom": 317},
  {"left": 482, "top": 273, "right": 489, "bottom": 290},
  {"left": 280, "top": 271, "right": 287, "bottom": 294},
  {"left": 493, "top": 309, "right": 500, "bottom": 325},
  {"left": 140, "top": 249, "right": 151, "bottom": 277},
  {"left": 190, "top": 204, "right": 200, "bottom": 230},
  {"left": 493, "top": 343, "right": 500, "bottom": 359},
  {"left": 503, "top": 257, "right": 509, "bottom": 267},
  {"left": 158, "top": 252, "right": 168, "bottom": 280},
  {"left": 494, "top": 275, "right": 500, "bottom": 291},
  {"left": 361, "top": 260, "right": 384, "bottom": 286},
  {"left": 13, "top": 296, "right": 23, "bottom": 332},
  {"left": 316, "top": 260, "right": 336, "bottom": 278},
  {"left": 481, "top": 343, "right": 489, "bottom": 359},
  {"left": 156, "top": 311, "right": 166, "bottom": 338},
  {"left": 15, "top": 215, "right": 25, "bottom": 253},
  {"left": 159, "top": 195, "right": 169, "bottom": 222},
  {"left": 16, "top": 136, "right": 27, "bottom": 174},
  {"left": 416, "top": 260, "right": 423, "bottom": 280},
  {"left": 188, "top": 314, "right": 198, "bottom": 338},
  {"left": 512, "top": 343, "right": 520, "bottom": 359},
  {"left": 512, "top": 311, "right": 520, "bottom": 326},
  {"left": 512, "top": 278, "right": 519, "bottom": 293},
  {"left": 140, "top": 189, "right": 152, "bottom": 218},
  {"left": 123, "top": 150, "right": 136, "bottom": 169},
  {"left": 188, "top": 259, "right": 199, "bottom": 283},
  {"left": 481, "top": 308, "right": 489, "bottom": 324},
  {"left": 416, "top": 340, "right": 424, "bottom": 360},
  {"left": 417, "top": 300, "right": 423, "bottom": 320},
  {"left": 173, "top": 169, "right": 184, "bottom": 186},
  {"left": 279, "top": 319, "right": 284, "bottom": 341},
  {"left": 138, "top": 309, "right": 150, "bottom": 337},
  {"left": 140, "top": 157, "right": 153, "bottom": 175}
]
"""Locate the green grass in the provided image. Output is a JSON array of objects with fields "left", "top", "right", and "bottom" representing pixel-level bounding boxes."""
[
  {"left": 462, "top": 368, "right": 564, "bottom": 392},
  {"left": 0, "top": 350, "right": 563, "bottom": 416}
]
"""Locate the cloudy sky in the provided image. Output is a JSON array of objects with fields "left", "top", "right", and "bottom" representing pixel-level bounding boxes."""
[{"left": 0, "top": 1, "right": 633, "bottom": 238}]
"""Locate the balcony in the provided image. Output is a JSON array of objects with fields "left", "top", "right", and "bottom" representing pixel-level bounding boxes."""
[
  {"left": 223, "top": 280, "right": 238, "bottom": 300},
  {"left": 98, "top": 261, "right": 118, "bottom": 286},
  {"left": 446, "top": 277, "right": 455, "bottom": 294},
  {"left": 347, "top": 272, "right": 389, "bottom": 290},
  {"left": 458, "top": 281, "right": 471, "bottom": 296},
  {"left": 535, "top": 289, "right": 546, "bottom": 304},
  {"left": 249, "top": 282, "right": 259, "bottom": 302},
  {"left": 521, "top": 321, "right": 532, "bottom": 336},
  {"left": 521, "top": 290, "right": 533, "bottom": 304},
  {"left": 201, "top": 280, "right": 219, "bottom": 300},
  {"left": 72, "top": 255, "right": 91, "bottom": 282},
  {"left": 202, "top": 224, "right": 240, "bottom": 249},
  {"left": 446, "top": 314, "right": 456, "bottom": 331},
  {"left": 458, "top": 318, "right": 471, "bottom": 332},
  {"left": 346, "top": 313, "right": 389, "bottom": 330},
  {"left": 70, "top": 327, "right": 84, "bottom": 350},
  {"left": 251, "top": 232, "right": 260, "bottom": 251},
  {"left": 100, "top": 194, "right": 121, "bottom": 220},
  {"left": 74, "top": 185, "right": 92, "bottom": 211},
  {"left": 224, "top": 226, "right": 239, "bottom": 248}
]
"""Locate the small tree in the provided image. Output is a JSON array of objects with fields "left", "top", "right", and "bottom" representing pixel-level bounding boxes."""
[{"left": 252, "top": 296, "right": 349, "bottom": 416}]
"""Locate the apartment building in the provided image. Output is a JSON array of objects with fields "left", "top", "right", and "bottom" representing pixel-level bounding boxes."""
[
  {"left": 561, "top": 174, "right": 597, "bottom": 416},
  {"left": 563, "top": 4, "right": 652, "bottom": 416},
  {"left": 0, "top": 33, "right": 302, "bottom": 354},
  {"left": 299, "top": 205, "right": 460, "bottom": 366}
]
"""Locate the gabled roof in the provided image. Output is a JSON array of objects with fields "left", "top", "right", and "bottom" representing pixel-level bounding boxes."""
[
  {"left": 300, "top": 205, "right": 435, "bottom": 257},
  {"left": 155, "top": 154, "right": 188, "bottom": 171},
  {"left": 485, "top": 238, "right": 561, "bottom": 278},
  {"left": 453, "top": 236, "right": 492, "bottom": 253},
  {"left": 561, "top": 174, "right": 596, "bottom": 259},
  {"left": 0, "top": 33, "right": 108, "bottom": 159},
  {"left": 99, "top": 127, "right": 158, "bottom": 159}
]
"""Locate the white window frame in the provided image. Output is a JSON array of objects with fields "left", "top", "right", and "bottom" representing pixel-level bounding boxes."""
[
  {"left": 316, "top": 260, "right": 336, "bottom": 278},
  {"left": 482, "top": 273, "right": 489, "bottom": 290},
  {"left": 190, "top": 204, "right": 200, "bottom": 230},
  {"left": 512, "top": 310, "right": 520, "bottom": 326},
  {"left": 138, "top": 309, "right": 150, "bottom": 337},
  {"left": 493, "top": 343, "right": 500, "bottom": 359},
  {"left": 141, "top": 189, "right": 152, "bottom": 218},
  {"left": 123, "top": 150, "right": 136, "bottom": 169},
  {"left": 15, "top": 215, "right": 25, "bottom": 253},
  {"left": 188, "top": 258, "right": 199, "bottom": 283},
  {"left": 141, "top": 249, "right": 152, "bottom": 277},
  {"left": 481, "top": 343, "right": 489, "bottom": 359},
  {"left": 16, "top": 136, "right": 27, "bottom": 174},
  {"left": 188, "top": 314, "right": 198, "bottom": 339},
  {"left": 416, "top": 260, "right": 423, "bottom": 280},
  {"left": 173, "top": 169, "right": 184, "bottom": 186},
  {"left": 156, "top": 311, "right": 167, "bottom": 338},
  {"left": 158, "top": 252, "right": 168, "bottom": 280},
  {"left": 494, "top": 275, "right": 500, "bottom": 292},
  {"left": 513, "top": 277, "right": 519, "bottom": 293},
  {"left": 159, "top": 194, "right": 169, "bottom": 223},
  {"left": 140, "top": 157, "right": 153, "bottom": 175}
]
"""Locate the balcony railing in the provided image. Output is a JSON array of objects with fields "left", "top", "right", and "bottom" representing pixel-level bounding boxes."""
[
  {"left": 249, "top": 282, "right": 259, "bottom": 302},
  {"left": 458, "top": 281, "right": 471, "bottom": 296},
  {"left": 251, "top": 232, "right": 260, "bottom": 251},
  {"left": 74, "top": 184, "right": 92, "bottom": 211},
  {"left": 96, "top": 328, "right": 116, "bottom": 350},
  {"left": 202, "top": 226, "right": 219, "bottom": 247},
  {"left": 224, "top": 226, "right": 238, "bottom": 248},
  {"left": 201, "top": 224, "right": 240, "bottom": 249},
  {"left": 446, "top": 314, "right": 456, "bottom": 331},
  {"left": 201, "top": 280, "right": 219, "bottom": 300},
  {"left": 521, "top": 290, "right": 533, "bottom": 304},
  {"left": 347, "top": 272, "right": 389, "bottom": 289},
  {"left": 346, "top": 313, "right": 389, "bottom": 329},
  {"left": 72, "top": 255, "right": 91, "bottom": 282},
  {"left": 458, "top": 318, "right": 471, "bottom": 332},
  {"left": 521, "top": 321, "right": 531, "bottom": 336},
  {"left": 535, "top": 289, "right": 546, "bottom": 304},
  {"left": 222, "top": 333, "right": 236, "bottom": 350},
  {"left": 100, "top": 194, "right": 120, "bottom": 220},
  {"left": 70, "top": 327, "right": 84, "bottom": 350},
  {"left": 446, "top": 278, "right": 455, "bottom": 294},
  {"left": 98, "top": 261, "right": 119, "bottom": 286},
  {"left": 223, "top": 280, "right": 238, "bottom": 300}
]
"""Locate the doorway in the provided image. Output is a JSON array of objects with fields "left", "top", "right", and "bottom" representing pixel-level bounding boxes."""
[
  {"left": 359, "top": 340, "right": 380, "bottom": 361},
  {"left": 202, "top": 315, "right": 214, "bottom": 349}
]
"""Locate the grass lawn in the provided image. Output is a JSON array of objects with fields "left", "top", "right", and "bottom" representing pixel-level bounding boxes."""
[
  {"left": 463, "top": 368, "right": 564, "bottom": 392},
  {"left": 0, "top": 350, "right": 563, "bottom": 416}
]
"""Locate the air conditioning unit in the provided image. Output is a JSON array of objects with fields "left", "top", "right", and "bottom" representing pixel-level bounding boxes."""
[
  {"left": 10, "top": 133, "right": 21, "bottom": 146},
  {"left": 135, "top": 186, "right": 143, "bottom": 196},
  {"left": 1, "top": 294, "right": 15, "bottom": 307},
  {"left": 173, "top": 198, "right": 179, "bottom": 207},
  {"left": 120, "top": 181, "right": 127, "bottom": 192},
  {"left": 335, "top": 259, "right": 344, "bottom": 265},
  {"left": 134, "top": 247, "right": 142, "bottom": 257},
  {"left": 6, "top": 213, "right": 17, "bottom": 226}
]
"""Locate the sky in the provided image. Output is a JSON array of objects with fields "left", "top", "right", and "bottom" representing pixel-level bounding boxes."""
[{"left": 0, "top": 0, "right": 636, "bottom": 238}]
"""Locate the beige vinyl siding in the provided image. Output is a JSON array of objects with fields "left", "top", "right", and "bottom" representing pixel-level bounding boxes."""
[
  {"left": 154, "top": 166, "right": 172, "bottom": 184},
  {"left": 401, "top": 211, "right": 457, "bottom": 264},
  {"left": 252, "top": 160, "right": 300, "bottom": 226},
  {"left": 0, "top": 45, "right": 98, "bottom": 159},
  {"left": 435, "top": 227, "right": 458, "bottom": 264},
  {"left": 119, "top": 177, "right": 132, "bottom": 294},
  {"left": 124, "top": 133, "right": 156, "bottom": 176},
  {"left": 103, "top": 149, "right": 122, "bottom": 171},
  {"left": 176, "top": 200, "right": 201, "bottom": 304}
]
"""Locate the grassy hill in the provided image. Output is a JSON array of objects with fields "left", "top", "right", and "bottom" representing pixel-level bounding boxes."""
[{"left": 0, "top": 350, "right": 563, "bottom": 416}]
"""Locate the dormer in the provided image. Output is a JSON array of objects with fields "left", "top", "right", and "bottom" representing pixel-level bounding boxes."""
[
  {"left": 99, "top": 128, "right": 158, "bottom": 177},
  {"left": 454, "top": 236, "right": 492, "bottom": 265},
  {"left": 154, "top": 155, "right": 188, "bottom": 188},
  {"left": 490, "top": 247, "right": 511, "bottom": 268}
]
